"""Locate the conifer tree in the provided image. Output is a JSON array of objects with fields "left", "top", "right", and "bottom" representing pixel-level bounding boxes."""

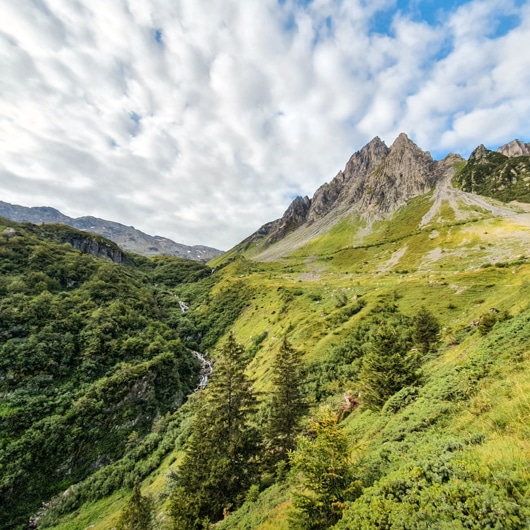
[
  {"left": 412, "top": 306, "right": 440, "bottom": 353},
  {"left": 289, "top": 408, "right": 358, "bottom": 530},
  {"left": 116, "top": 477, "right": 154, "bottom": 530},
  {"left": 266, "top": 337, "right": 307, "bottom": 466},
  {"left": 358, "top": 323, "right": 420, "bottom": 410},
  {"left": 168, "top": 332, "right": 260, "bottom": 529}
]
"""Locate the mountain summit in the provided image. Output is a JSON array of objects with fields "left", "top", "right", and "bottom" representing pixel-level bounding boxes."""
[
  {"left": 232, "top": 133, "right": 530, "bottom": 262},
  {"left": 241, "top": 133, "right": 451, "bottom": 255}
]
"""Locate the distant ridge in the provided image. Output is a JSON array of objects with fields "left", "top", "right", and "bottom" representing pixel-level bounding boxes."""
[{"left": 0, "top": 202, "right": 223, "bottom": 262}]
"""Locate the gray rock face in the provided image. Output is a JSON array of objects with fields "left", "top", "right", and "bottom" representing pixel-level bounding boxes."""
[
  {"left": 250, "top": 133, "right": 442, "bottom": 247},
  {"left": 268, "top": 195, "right": 311, "bottom": 243},
  {"left": 307, "top": 136, "right": 390, "bottom": 222},
  {"left": 63, "top": 234, "right": 126, "bottom": 263},
  {"left": 0, "top": 202, "right": 223, "bottom": 261},
  {"left": 497, "top": 139, "right": 530, "bottom": 157},
  {"left": 356, "top": 132, "right": 437, "bottom": 213}
]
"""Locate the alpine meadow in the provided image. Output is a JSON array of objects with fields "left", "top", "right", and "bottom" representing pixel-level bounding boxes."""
[{"left": 2, "top": 134, "right": 530, "bottom": 529}]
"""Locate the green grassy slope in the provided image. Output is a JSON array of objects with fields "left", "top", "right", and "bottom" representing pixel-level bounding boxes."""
[{"left": 44, "top": 185, "right": 530, "bottom": 529}]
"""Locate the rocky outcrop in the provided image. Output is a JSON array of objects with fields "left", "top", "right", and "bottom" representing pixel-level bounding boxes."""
[
  {"left": 497, "top": 139, "right": 530, "bottom": 157},
  {"left": 63, "top": 234, "right": 127, "bottom": 263},
  {"left": 248, "top": 133, "right": 442, "bottom": 248},
  {"left": 0, "top": 202, "right": 223, "bottom": 261},
  {"left": 307, "top": 135, "right": 390, "bottom": 221},
  {"left": 268, "top": 195, "right": 311, "bottom": 243}
]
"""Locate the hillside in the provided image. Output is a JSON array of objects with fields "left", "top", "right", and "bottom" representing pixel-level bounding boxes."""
[
  {"left": 0, "top": 201, "right": 223, "bottom": 261},
  {"left": 2, "top": 134, "right": 530, "bottom": 530}
]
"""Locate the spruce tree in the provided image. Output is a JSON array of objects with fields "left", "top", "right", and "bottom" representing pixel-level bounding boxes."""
[
  {"left": 116, "top": 477, "right": 154, "bottom": 530},
  {"left": 169, "top": 332, "right": 260, "bottom": 529},
  {"left": 289, "top": 408, "right": 358, "bottom": 530},
  {"left": 266, "top": 337, "right": 307, "bottom": 467},
  {"left": 359, "top": 323, "right": 420, "bottom": 410},
  {"left": 412, "top": 306, "right": 440, "bottom": 353}
]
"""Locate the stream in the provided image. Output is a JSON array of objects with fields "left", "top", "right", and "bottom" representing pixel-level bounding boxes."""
[{"left": 193, "top": 351, "right": 214, "bottom": 391}]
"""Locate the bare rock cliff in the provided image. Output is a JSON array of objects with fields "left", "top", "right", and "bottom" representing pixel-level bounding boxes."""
[
  {"left": 497, "top": 139, "right": 530, "bottom": 157},
  {"left": 250, "top": 133, "right": 442, "bottom": 247}
]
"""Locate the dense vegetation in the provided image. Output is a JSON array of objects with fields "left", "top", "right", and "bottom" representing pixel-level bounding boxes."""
[
  {"left": 0, "top": 219, "right": 247, "bottom": 529},
  {"left": 454, "top": 148, "right": 530, "bottom": 202}
]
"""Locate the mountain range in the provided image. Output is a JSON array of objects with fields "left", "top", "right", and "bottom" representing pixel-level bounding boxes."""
[
  {"left": 232, "top": 133, "right": 530, "bottom": 261},
  {"left": 0, "top": 201, "right": 223, "bottom": 262}
]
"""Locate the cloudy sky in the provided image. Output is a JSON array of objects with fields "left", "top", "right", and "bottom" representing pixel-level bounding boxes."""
[{"left": 1, "top": 0, "right": 530, "bottom": 249}]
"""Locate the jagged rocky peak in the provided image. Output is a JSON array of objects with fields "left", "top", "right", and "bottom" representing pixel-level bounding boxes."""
[
  {"left": 469, "top": 144, "right": 490, "bottom": 161},
  {"left": 355, "top": 132, "right": 438, "bottom": 213},
  {"left": 267, "top": 195, "right": 311, "bottom": 244},
  {"left": 285, "top": 195, "right": 311, "bottom": 222},
  {"left": 246, "top": 133, "right": 444, "bottom": 249},
  {"left": 306, "top": 136, "right": 390, "bottom": 222},
  {"left": 497, "top": 139, "right": 530, "bottom": 157}
]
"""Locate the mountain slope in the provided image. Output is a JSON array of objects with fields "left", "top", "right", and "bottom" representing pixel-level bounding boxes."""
[
  {"left": 223, "top": 134, "right": 530, "bottom": 263},
  {"left": 0, "top": 201, "right": 223, "bottom": 261},
  {"left": 453, "top": 144, "right": 530, "bottom": 203}
]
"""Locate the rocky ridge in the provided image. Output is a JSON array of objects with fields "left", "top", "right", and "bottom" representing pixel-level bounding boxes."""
[
  {"left": 239, "top": 134, "right": 530, "bottom": 260},
  {"left": 245, "top": 133, "right": 448, "bottom": 250},
  {"left": 0, "top": 202, "right": 223, "bottom": 261},
  {"left": 497, "top": 139, "right": 530, "bottom": 157}
]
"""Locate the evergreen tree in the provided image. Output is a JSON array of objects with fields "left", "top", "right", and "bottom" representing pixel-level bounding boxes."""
[
  {"left": 116, "top": 477, "right": 154, "bottom": 530},
  {"left": 265, "top": 337, "right": 307, "bottom": 467},
  {"left": 289, "top": 408, "right": 358, "bottom": 530},
  {"left": 168, "top": 332, "right": 260, "bottom": 529},
  {"left": 412, "top": 306, "right": 441, "bottom": 353},
  {"left": 359, "top": 323, "right": 420, "bottom": 410}
]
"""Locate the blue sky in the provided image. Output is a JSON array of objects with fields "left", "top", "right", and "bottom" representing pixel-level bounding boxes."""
[{"left": 1, "top": 0, "right": 530, "bottom": 249}]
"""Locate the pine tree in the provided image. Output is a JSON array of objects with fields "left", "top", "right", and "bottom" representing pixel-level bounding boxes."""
[
  {"left": 116, "top": 477, "right": 154, "bottom": 530},
  {"left": 412, "top": 306, "right": 440, "bottom": 354},
  {"left": 359, "top": 323, "right": 420, "bottom": 410},
  {"left": 289, "top": 408, "right": 358, "bottom": 530},
  {"left": 168, "top": 332, "right": 260, "bottom": 529},
  {"left": 266, "top": 337, "right": 307, "bottom": 466}
]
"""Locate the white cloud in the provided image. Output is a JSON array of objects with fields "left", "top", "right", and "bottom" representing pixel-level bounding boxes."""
[{"left": 1, "top": 0, "right": 530, "bottom": 249}]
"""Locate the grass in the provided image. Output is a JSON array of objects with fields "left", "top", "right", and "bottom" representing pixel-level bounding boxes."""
[{"left": 45, "top": 188, "right": 530, "bottom": 529}]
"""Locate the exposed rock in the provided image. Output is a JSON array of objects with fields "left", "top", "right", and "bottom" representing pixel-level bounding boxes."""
[
  {"left": 497, "top": 139, "right": 530, "bottom": 157},
  {"left": 307, "top": 136, "right": 390, "bottom": 221},
  {"left": 356, "top": 133, "right": 437, "bottom": 213},
  {"left": 268, "top": 195, "right": 311, "bottom": 243},
  {"left": 2, "top": 227, "right": 17, "bottom": 239},
  {"left": 64, "top": 235, "right": 126, "bottom": 263},
  {"left": 247, "top": 133, "right": 442, "bottom": 249},
  {"left": 469, "top": 144, "right": 490, "bottom": 161}
]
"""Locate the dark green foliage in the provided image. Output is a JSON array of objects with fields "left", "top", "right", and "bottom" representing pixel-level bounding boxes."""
[
  {"left": 265, "top": 337, "right": 307, "bottom": 467},
  {"left": 289, "top": 409, "right": 360, "bottom": 530},
  {"left": 246, "top": 330, "right": 268, "bottom": 360},
  {"left": 144, "top": 255, "right": 211, "bottom": 286},
  {"left": 412, "top": 306, "right": 441, "bottom": 353},
  {"left": 116, "top": 477, "right": 154, "bottom": 530},
  {"left": 168, "top": 333, "right": 260, "bottom": 529},
  {"left": 336, "top": 448, "right": 527, "bottom": 529},
  {"left": 454, "top": 148, "right": 530, "bottom": 203},
  {"left": 358, "top": 323, "right": 420, "bottom": 410},
  {"left": 0, "top": 221, "right": 217, "bottom": 529}
]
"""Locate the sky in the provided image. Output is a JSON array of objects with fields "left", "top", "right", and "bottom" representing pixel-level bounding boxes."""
[{"left": 1, "top": 0, "right": 530, "bottom": 250}]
